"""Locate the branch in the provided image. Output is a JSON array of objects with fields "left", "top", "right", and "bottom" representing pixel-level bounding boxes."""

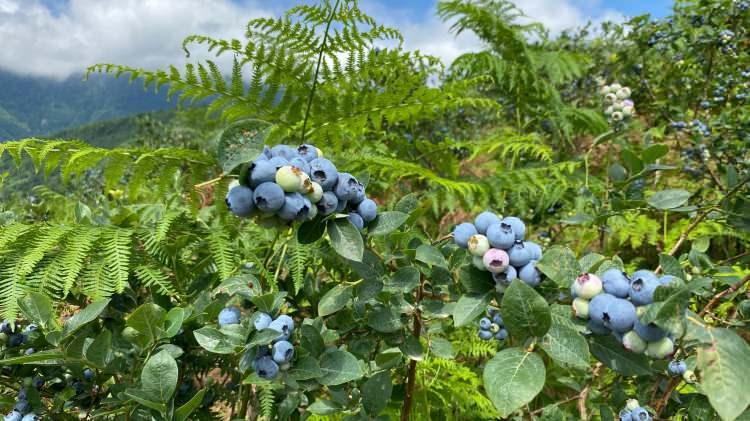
[
  {"left": 401, "top": 272, "right": 425, "bottom": 421},
  {"left": 699, "top": 273, "right": 750, "bottom": 318}
]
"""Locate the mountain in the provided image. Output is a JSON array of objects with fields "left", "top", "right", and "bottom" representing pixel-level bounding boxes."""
[{"left": 0, "top": 69, "right": 175, "bottom": 141}]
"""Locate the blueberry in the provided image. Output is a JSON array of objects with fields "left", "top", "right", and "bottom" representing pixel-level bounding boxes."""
[
  {"left": 83, "top": 368, "right": 94, "bottom": 381},
  {"left": 524, "top": 241, "right": 542, "bottom": 260},
  {"left": 357, "top": 199, "right": 377, "bottom": 222},
  {"left": 315, "top": 191, "right": 338, "bottom": 216},
  {"left": 23, "top": 348, "right": 34, "bottom": 356},
  {"left": 255, "top": 356, "right": 280, "bottom": 379},
  {"left": 349, "top": 187, "right": 366, "bottom": 206},
  {"left": 630, "top": 407, "right": 652, "bottom": 421},
  {"left": 225, "top": 185, "right": 255, "bottom": 217},
  {"left": 335, "top": 198, "right": 348, "bottom": 213},
  {"left": 272, "top": 340, "right": 295, "bottom": 364},
  {"left": 659, "top": 275, "right": 677, "bottom": 286},
  {"left": 254, "top": 313, "right": 272, "bottom": 331},
  {"left": 633, "top": 319, "right": 666, "bottom": 342},
  {"left": 17, "top": 389, "right": 26, "bottom": 401},
  {"left": 274, "top": 315, "right": 295, "bottom": 334},
  {"left": 468, "top": 234, "right": 490, "bottom": 257},
  {"left": 249, "top": 160, "right": 278, "bottom": 187},
  {"left": 453, "top": 223, "right": 478, "bottom": 248},
  {"left": 8, "top": 333, "right": 25, "bottom": 347},
  {"left": 586, "top": 319, "right": 611, "bottom": 335},
  {"left": 667, "top": 360, "right": 687, "bottom": 376},
  {"left": 483, "top": 249, "right": 510, "bottom": 273},
  {"left": 268, "top": 321, "right": 290, "bottom": 342},
  {"left": 0, "top": 320, "right": 11, "bottom": 334},
  {"left": 474, "top": 211, "right": 501, "bottom": 234},
  {"left": 495, "top": 329, "right": 508, "bottom": 340},
  {"left": 72, "top": 381, "right": 85, "bottom": 394},
  {"left": 276, "top": 165, "right": 305, "bottom": 193},
  {"left": 589, "top": 293, "right": 616, "bottom": 325},
  {"left": 501, "top": 216, "right": 526, "bottom": 240},
  {"left": 518, "top": 261, "right": 541, "bottom": 287},
  {"left": 622, "top": 330, "right": 647, "bottom": 353},
  {"left": 492, "top": 313, "right": 503, "bottom": 325},
  {"left": 218, "top": 307, "right": 241, "bottom": 327},
  {"left": 32, "top": 376, "right": 44, "bottom": 389},
  {"left": 278, "top": 193, "right": 311, "bottom": 221},
  {"left": 602, "top": 298, "right": 636, "bottom": 333},
  {"left": 253, "top": 182, "right": 286, "bottom": 213},
  {"left": 629, "top": 270, "right": 660, "bottom": 305},
  {"left": 479, "top": 317, "right": 492, "bottom": 330},
  {"left": 4, "top": 411, "right": 22, "bottom": 421},
  {"left": 268, "top": 156, "right": 289, "bottom": 171},
  {"left": 492, "top": 265, "right": 517, "bottom": 285},
  {"left": 289, "top": 157, "right": 311, "bottom": 175},
  {"left": 508, "top": 242, "right": 532, "bottom": 267},
  {"left": 22, "top": 325, "right": 36, "bottom": 333},
  {"left": 573, "top": 273, "right": 603, "bottom": 299},
  {"left": 478, "top": 330, "right": 493, "bottom": 340},
  {"left": 309, "top": 158, "right": 339, "bottom": 190},
  {"left": 334, "top": 173, "right": 363, "bottom": 202},
  {"left": 270, "top": 144, "right": 299, "bottom": 161},
  {"left": 601, "top": 269, "right": 631, "bottom": 298},
  {"left": 618, "top": 408, "right": 632, "bottom": 421},
  {"left": 348, "top": 212, "right": 364, "bottom": 230},
  {"left": 307, "top": 182, "right": 324, "bottom": 204},
  {"left": 13, "top": 399, "right": 29, "bottom": 414},
  {"left": 486, "top": 223, "right": 515, "bottom": 249},
  {"left": 297, "top": 144, "right": 318, "bottom": 162}
]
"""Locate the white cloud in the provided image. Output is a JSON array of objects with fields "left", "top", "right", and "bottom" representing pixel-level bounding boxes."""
[{"left": 0, "top": 0, "right": 625, "bottom": 80}]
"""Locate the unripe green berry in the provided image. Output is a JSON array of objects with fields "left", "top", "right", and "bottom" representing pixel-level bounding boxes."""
[
  {"left": 489, "top": 323, "right": 500, "bottom": 333},
  {"left": 622, "top": 331, "right": 647, "bottom": 354},
  {"left": 572, "top": 297, "right": 590, "bottom": 319},
  {"left": 307, "top": 182, "right": 324, "bottom": 203},
  {"left": 573, "top": 273, "right": 603, "bottom": 299},
  {"left": 276, "top": 165, "right": 304, "bottom": 193},
  {"left": 683, "top": 369, "right": 697, "bottom": 383},
  {"left": 468, "top": 234, "right": 490, "bottom": 257},
  {"left": 645, "top": 337, "right": 674, "bottom": 359},
  {"left": 625, "top": 398, "right": 640, "bottom": 411}
]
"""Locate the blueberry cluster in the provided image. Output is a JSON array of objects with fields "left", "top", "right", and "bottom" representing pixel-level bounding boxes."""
[
  {"left": 618, "top": 399, "right": 653, "bottom": 421},
  {"left": 0, "top": 320, "right": 36, "bottom": 351},
  {"left": 477, "top": 309, "right": 508, "bottom": 342},
  {"left": 225, "top": 144, "right": 378, "bottom": 230},
  {"left": 4, "top": 386, "right": 42, "bottom": 420},
  {"left": 217, "top": 307, "right": 296, "bottom": 380},
  {"left": 571, "top": 269, "right": 678, "bottom": 359},
  {"left": 453, "top": 211, "right": 544, "bottom": 292},
  {"left": 600, "top": 83, "right": 635, "bottom": 125}
]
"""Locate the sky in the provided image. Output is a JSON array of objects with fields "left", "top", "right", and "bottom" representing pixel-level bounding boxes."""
[{"left": 0, "top": 0, "right": 673, "bottom": 80}]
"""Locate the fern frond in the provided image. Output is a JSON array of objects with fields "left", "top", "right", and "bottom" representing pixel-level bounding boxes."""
[
  {"left": 289, "top": 240, "right": 311, "bottom": 294},
  {"left": 134, "top": 265, "right": 178, "bottom": 296},
  {"left": 208, "top": 228, "right": 236, "bottom": 280},
  {"left": 258, "top": 384, "right": 275, "bottom": 419}
]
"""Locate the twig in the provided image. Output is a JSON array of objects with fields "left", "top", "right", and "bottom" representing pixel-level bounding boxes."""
[
  {"left": 400, "top": 273, "right": 425, "bottom": 421},
  {"left": 577, "top": 362, "right": 603, "bottom": 420},
  {"left": 699, "top": 273, "right": 750, "bottom": 318}
]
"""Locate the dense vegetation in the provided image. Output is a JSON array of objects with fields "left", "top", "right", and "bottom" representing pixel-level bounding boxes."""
[{"left": 0, "top": 0, "right": 749, "bottom": 420}]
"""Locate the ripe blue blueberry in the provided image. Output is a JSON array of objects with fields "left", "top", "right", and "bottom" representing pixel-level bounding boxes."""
[
  {"left": 495, "top": 329, "right": 508, "bottom": 340},
  {"left": 492, "top": 265, "right": 517, "bottom": 285},
  {"left": 630, "top": 407, "right": 651, "bottom": 421},
  {"left": 618, "top": 409, "right": 632, "bottom": 421},
  {"left": 501, "top": 216, "right": 526, "bottom": 240},
  {"left": 0, "top": 320, "right": 11, "bottom": 334},
  {"left": 72, "top": 381, "right": 85, "bottom": 394},
  {"left": 357, "top": 199, "right": 378, "bottom": 223},
  {"left": 518, "top": 261, "right": 541, "bottom": 287},
  {"left": 479, "top": 317, "right": 492, "bottom": 330},
  {"left": 601, "top": 268, "right": 631, "bottom": 298},
  {"left": 32, "top": 376, "right": 44, "bottom": 389},
  {"left": 633, "top": 319, "right": 667, "bottom": 342},
  {"left": 629, "top": 270, "right": 660, "bottom": 305},
  {"left": 268, "top": 156, "right": 289, "bottom": 171},
  {"left": 83, "top": 368, "right": 94, "bottom": 381},
  {"left": 225, "top": 185, "right": 255, "bottom": 217},
  {"left": 8, "top": 333, "right": 25, "bottom": 347},
  {"left": 589, "top": 293, "right": 616, "bottom": 325},
  {"left": 218, "top": 306, "right": 241, "bottom": 327},
  {"left": 601, "top": 297, "right": 636, "bottom": 333},
  {"left": 478, "top": 330, "right": 493, "bottom": 340},
  {"left": 277, "top": 193, "right": 311, "bottom": 221},
  {"left": 254, "top": 313, "right": 272, "bottom": 331},
  {"left": 586, "top": 319, "right": 611, "bottom": 335},
  {"left": 4, "top": 411, "right": 22, "bottom": 421},
  {"left": 23, "top": 348, "right": 34, "bottom": 356},
  {"left": 524, "top": 241, "right": 542, "bottom": 260},
  {"left": 453, "top": 223, "right": 478, "bottom": 248},
  {"left": 254, "top": 356, "right": 280, "bottom": 379},
  {"left": 508, "top": 242, "right": 532, "bottom": 267},
  {"left": 309, "top": 158, "right": 339, "bottom": 190},
  {"left": 289, "top": 157, "right": 311, "bottom": 175},
  {"left": 22, "top": 325, "right": 36, "bottom": 333},
  {"left": 335, "top": 198, "right": 348, "bottom": 213},
  {"left": 297, "top": 144, "right": 318, "bottom": 162},
  {"left": 13, "top": 400, "right": 29, "bottom": 414},
  {"left": 348, "top": 212, "right": 364, "bottom": 231},
  {"left": 667, "top": 360, "right": 687, "bottom": 376},
  {"left": 274, "top": 315, "right": 295, "bottom": 334},
  {"left": 486, "top": 222, "right": 516, "bottom": 249},
  {"left": 270, "top": 144, "right": 299, "bottom": 161},
  {"left": 249, "top": 160, "right": 277, "bottom": 187},
  {"left": 317, "top": 191, "right": 339, "bottom": 216},
  {"left": 493, "top": 313, "right": 503, "bottom": 325},
  {"left": 474, "top": 211, "right": 501, "bottom": 235},
  {"left": 253, "top": 182, "right": 286, "bottom": 213},
  {"left": 350, "top": 187, "right": 366, "bottom": 206},
  {"left": 272, "top": 340, "right": 295, "bottom": 364},
  {"left": 334, "top": 173, "right": 364, "bottom": 202}
]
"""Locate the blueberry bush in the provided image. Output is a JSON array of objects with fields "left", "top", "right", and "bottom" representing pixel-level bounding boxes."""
[{"left": 1, "top": 0, "right": 750, "bottom": 420}]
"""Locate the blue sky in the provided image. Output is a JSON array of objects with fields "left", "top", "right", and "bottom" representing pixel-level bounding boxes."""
[{"left": 1, "top": 0, "right": 675, "bottom": 79}]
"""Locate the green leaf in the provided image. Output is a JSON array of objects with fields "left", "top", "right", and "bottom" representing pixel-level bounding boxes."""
[
  {"left": 318, "top": 350, "right": 364, "bottom": 386},
  {"left": 579, "top": 253, "right": 606, "bottom": 274},
  {"left": 658, "top": 254, "right": 685, "bottom": 279},
  {"left": 250, "top": 292, "right": 287, "bottom": 314},
  {"left": 459, "top": 265, "right": 495, "bottom": 294},
  {"left": 369, "top": 211, "right": 409, "bottom": 236},
  {"left": 126, "top": 303, "right": 165, "bottom": 346},
  {"left": 62, "top": 299, "right": 110, "bottom": 338},
  {"left": 299, "top": 325, "right": 325, "bottom": 357},
  {"left": 298, "top": 218, "right": 327, "bottom": 244},
  {"left": 0, "top": 350, "right": 64, "bottom": 366},
  {"left": 367, "top": 306, "right": 403, "bottom": 333},
  {"left": 429, "top": 337, "right": 455, "bottom": 359},
  {"left": 362, "top": 371, "right": 392, "bottom": 415},
  {"left": 394, "top": 193, "right": 420, "bottom": 214},
  {"left": 163, "top": 307, "right": 185, "bottom": 339},
  {"left": 175, "top": 388, "right": 207, "bottom": 421},
  {"left": 452, "top": 293, "right": 491, "bottom": 327},
  {"left": 415, "top": 244, "right": 448, "bottom": 268},
  {"left": 18, "top": 292, "right": 55, "bottom": 331},
  {"left": 589, "top": 335, "right": 652, "bottom": 376},
  {"left": 318, "top": 284, "right": 353, "bottom": 317},
  {"left": 537, "top": 246, "right": 581, "bottom": 288},
  {"left": 389, "top": 266, "right": 421, "bottom": 293},
  {"left": 696, "top": 328, "right": 750, "bottom": 421},
  {"left": 647, "top": 189, "right": 691, "bottom": 210},
  {"left": 501, "top": 280, "right": 551, "bottom": 339},
  {"left": 85, "top": 329, "right": 112, "bottom": 368},
  {"left": 193, "top": 327, "right": 243, "bottom": 354},
  {"left": 125, "top": 389, "right": 167, "bottom": 413},
  {"left": 400, "top": 336, "right": 423, "bottom": 361},
  {"left": 540, "top": 306, "right": 589, "bottom": 370},
  {"left": 307, "top": 400, "right": 342, "bottom": 415},
  {"left": 217, "top": 119, "right": 271, "bottom": 174},
  {"left": 214, "top": 275, "right": 261, "bottom": 299},
  {"left": 327, "top": 219, "right": 364, "bottom": 262},
  {"left": 640, "top": 286, "right": 690, "bottom": 336},
  {"left": 483, "top": 347, "right": 546, "bottom": 417},
  {"left": 249, "top": 328, "right": 282, "bottom": 347},
  {"left": 141, "top": 351, "right": 178, "bottom": 403},
  {"left": 287, "top": 356, "right": 322, "bottom": 380},
  {"left": 642, "top": 144, "right": 669, "bottom": 163}
]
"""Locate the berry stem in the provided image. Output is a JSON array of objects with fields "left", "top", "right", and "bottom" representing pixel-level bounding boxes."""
[{"left": 400, "top": 272, "right": 424, "bottom": 421}]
